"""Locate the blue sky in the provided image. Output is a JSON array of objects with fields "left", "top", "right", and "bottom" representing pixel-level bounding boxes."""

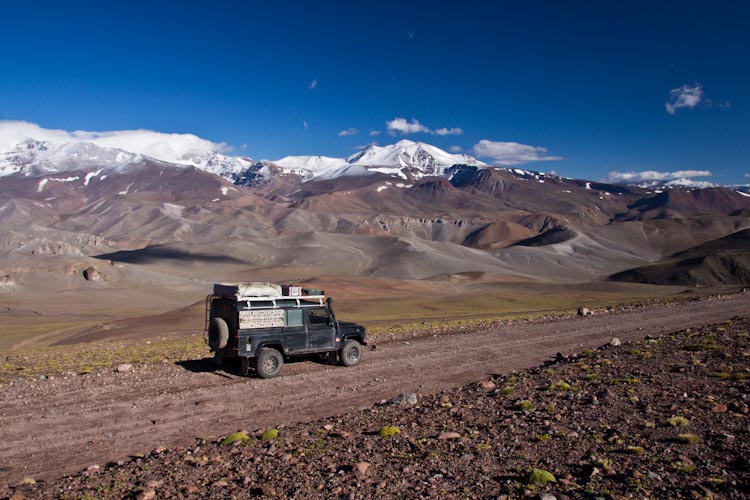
[{"left": 1, "top": 1, "right": 748, "bottom": 184}]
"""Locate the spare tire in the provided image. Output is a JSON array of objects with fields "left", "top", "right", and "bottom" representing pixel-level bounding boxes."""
[{"left": 208, "top": 317, "right": 229, "bottom": 350}]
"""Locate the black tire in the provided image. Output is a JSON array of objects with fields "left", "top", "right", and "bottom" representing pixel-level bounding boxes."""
[
  {"left": 339, "top": 339, "right": 362, "bottom": 367},
  {"left": 255, "top": 348, "right": 284, "bottom": 379},
  {"left": 208, "top": 317, "right": 229, "bottom": 350}
]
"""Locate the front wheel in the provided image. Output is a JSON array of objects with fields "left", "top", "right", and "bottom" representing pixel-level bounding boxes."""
[
  {"left": 339, "top": 339, "right": 362, "bottom": 367},
  {"left": 255, "top": 348, "right": 284, "bottom": 379}
]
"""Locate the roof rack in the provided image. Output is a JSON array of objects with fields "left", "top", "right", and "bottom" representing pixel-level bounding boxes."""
[{"left": 240, "top": 295, "right": 326, "bottom": 309}]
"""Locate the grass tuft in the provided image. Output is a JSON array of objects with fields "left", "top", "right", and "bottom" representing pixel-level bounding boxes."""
[
  {"left": 260, "top": 428, "right": 279, "bottom": 441},
  {"left": 378, "top": 425, "right": 401, "bottom": 438}
]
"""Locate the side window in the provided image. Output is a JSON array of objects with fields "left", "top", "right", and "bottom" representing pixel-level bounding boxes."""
[
  {"left": 285, "top": 309, "right": 303, "bottom": 327},
  {"left": 308, "top": 308, "right": 329, "bottom": 325}
]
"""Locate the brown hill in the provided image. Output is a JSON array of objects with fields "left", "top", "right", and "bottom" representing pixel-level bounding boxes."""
[
  {"left": 616, "top": 188, "right": 750, "bottom": 221},
  {"left": 610, "top": 228, "right": 750, "bottom": 286}
]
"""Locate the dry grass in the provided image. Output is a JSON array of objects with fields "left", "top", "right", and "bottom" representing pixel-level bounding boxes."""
[{"left": 0, "top": 282, "right": 720, "bottom": 383}]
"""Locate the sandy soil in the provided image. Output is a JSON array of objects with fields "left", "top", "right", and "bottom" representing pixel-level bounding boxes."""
[{"left": 0, "top": 293, "right": 747, "bottom": 488}]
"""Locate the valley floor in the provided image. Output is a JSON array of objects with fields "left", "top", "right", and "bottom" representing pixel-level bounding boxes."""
[{"left": 0, "top": 293, "right": 748, "bottom": 498}]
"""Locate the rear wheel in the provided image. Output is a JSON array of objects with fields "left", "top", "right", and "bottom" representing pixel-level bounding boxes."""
[
  {"left": 255, "top": 348, "right": 284, "bottom": 379},
  {"left": 207, "top": 317, "right": 229, "bottom": 350},
  {"left": 339, "top": 339, "right": 362, "bottom": 367}
]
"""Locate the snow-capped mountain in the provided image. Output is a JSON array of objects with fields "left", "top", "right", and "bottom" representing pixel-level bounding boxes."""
[
  {"left": 186, "top": 151, "right": 255, "bottom": 181},
  {"left": 0, "top": 140, "right": 140, "bottom": 176},
  {"left": 618, "top": 178, "right": 719, "bottom": 190},
  {"left": 269, "top": 140, "right": 487, "bottom": 181},
  {"left": 0, "top": 138, "right": 255, "bottom": 182}
]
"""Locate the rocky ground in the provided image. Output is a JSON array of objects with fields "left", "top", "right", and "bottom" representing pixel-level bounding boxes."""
[{"left": 4, "top": 316, "right": 749, "bottom": 500}]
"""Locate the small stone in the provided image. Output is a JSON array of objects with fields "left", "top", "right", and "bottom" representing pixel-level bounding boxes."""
[
  {"left": 355, "top": 462, "right": 371, "bottom": 475},
  {"left": 539, "top": 494, "right": 557, "bottom": 500},
  {"left": 390, "top": 393, "right": 418, "bottom": 405},
  {"left": 438, "top": 431, "right": 461, "bottom": 440},
  {"left": 145, "top": 480, "right": 163, "bottom": 489},
  {"left": 116, "top": 363, "right": 133, "bottom": 373},
  {"left": 151, "top": 447, "right": 165, "bottom": 455},
  {"left": 323, "top": 424, "right": 334, "bottom": 431},
  {"left": 136, "top": 490, "right": 156, "bottom": 500},
  {"left": 261, "top": 484, "right": 278, "bottom": 497},
  {"left": 439, "top": 394, "right": 451, "bottom": 404},
  {"left": 578, "top": 307, "right": 592, "bottom": 316},
  {"left": 331, "top": 486, "right": 343, "bottom": 495},
  {"left": 479, "top": 380, "right": 496, "bottom": 391},
  {"left": 609, "top": 338, "right": 621, "bottom": 347},
  {"left": 85, "top": 464, "right": 100, "bottom": 473},
  {"left": 212, "top": 480, "right": 228, "bottom": 487},
  {"left": 711, "top": 403, "right": 728, "bottom": 413}
]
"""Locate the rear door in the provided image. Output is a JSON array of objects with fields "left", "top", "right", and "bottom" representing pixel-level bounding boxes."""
[{"left": 306, "top": 307, "right": 336, "bottom": 351}]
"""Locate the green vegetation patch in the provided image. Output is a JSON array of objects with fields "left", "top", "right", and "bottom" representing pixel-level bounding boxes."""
[
  {"left": 221, "top": 431, "right": 250, "bottom": 446},
  {"left": 378, "top": 425, "right": 401, "bottom": 438},
  {"left": 260, "top": 428, "right": 279, "bottom": 441},
  {"left": 666, "top": 416, "right": 690, "bottom": 427},
  {"left": 524, "top": 468, "right": 556, "bottom": 486}
]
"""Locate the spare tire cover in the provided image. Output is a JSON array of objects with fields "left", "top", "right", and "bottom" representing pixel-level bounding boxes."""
[{"left": 208, "top": 317, "right": 229, "bottom": 350}]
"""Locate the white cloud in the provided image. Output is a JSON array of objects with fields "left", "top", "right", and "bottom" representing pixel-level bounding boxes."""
[
  {"left": 665, "top": 83, "right": 704, "bottom": 114},
  {"left": 472, "top": 140, "right": 563, "bottom": 166},
  {"left": 369, "top": 130, "right": 381, "bottom": 136},
  {"left": 303, "top": 121, "right": 309, "bottom": 129},
  {"left": 386, "top": 117, "right": 430, "bottom": 135},
  {"left": 407, "top": 31, "right": 415, "bottom": 40},
  {"left": 240, "top": 143, "right": 248, "bottom": 150},
  {"left": 606, "top": 170, "right": 713, "bottom": 183},
  {"left": 745, "top": 173, "right": 750, "bottom": 178},
  {"left": 308, "top": 79, "right": 317, "bottom": 90},
  {"left": 0, "top": 120, "right": 228, "bottom": 164},
  {"left": 434, "top": 127, "right": 463, "bottom": 136},
  {"left": 449, "top": 146, "right": 463, "bottom": 153},
  {"left": 386, "top": 117, "right": 463, "bottom": 136},
  {"left": 337, "top": 128, "right": 358, "bottom": 137}
]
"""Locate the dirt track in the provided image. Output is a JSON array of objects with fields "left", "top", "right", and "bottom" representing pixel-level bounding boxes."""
[{"left": 1, "top": 294, "right": 748, "bottom": 486}]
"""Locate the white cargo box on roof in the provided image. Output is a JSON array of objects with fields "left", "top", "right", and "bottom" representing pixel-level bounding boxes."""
[{"left": 214, "top": 282, "right": 282, "bottom": 300}]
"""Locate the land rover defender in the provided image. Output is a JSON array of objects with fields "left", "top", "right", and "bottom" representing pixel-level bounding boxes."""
[{"left": 205, "top": 282, "right": 366, "bottom": 378}]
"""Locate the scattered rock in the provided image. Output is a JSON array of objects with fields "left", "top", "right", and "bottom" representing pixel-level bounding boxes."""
[
  {"left": 577, "top": 307, "right": 592, "bottom": 316},
  {"left": 711, "top": 403, "right": 728, "bottom": 413},
  {"left": 609, "top": 337, "right": 622, "bottom": 347},
  {"left": 479, "top": 380, "right": 496, "bottom": 391},
  {"left": 82, "top": 267, "right": 103, "bottom": 282},
  {"left": 438, "top": 431, "right": 461, "bottom": 440},
  {"left": 389, "top": 392, "right": 418, "bottom": 405},
  {"left": 116, "top": 364, "right": 133, "bottom": 373},
  {"left": 355, "top": 462, "right": 371, "bottom": 476},
  {"left": 261, "top": 484, "right": 278, "bottom": 497},
  {"left": 136, "top": 490, "right": 155, "bottom": 500}
]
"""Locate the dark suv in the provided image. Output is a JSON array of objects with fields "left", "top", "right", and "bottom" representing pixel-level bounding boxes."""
[{"left": 205, "top": 284, "right": 366, "bottom": 378}]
